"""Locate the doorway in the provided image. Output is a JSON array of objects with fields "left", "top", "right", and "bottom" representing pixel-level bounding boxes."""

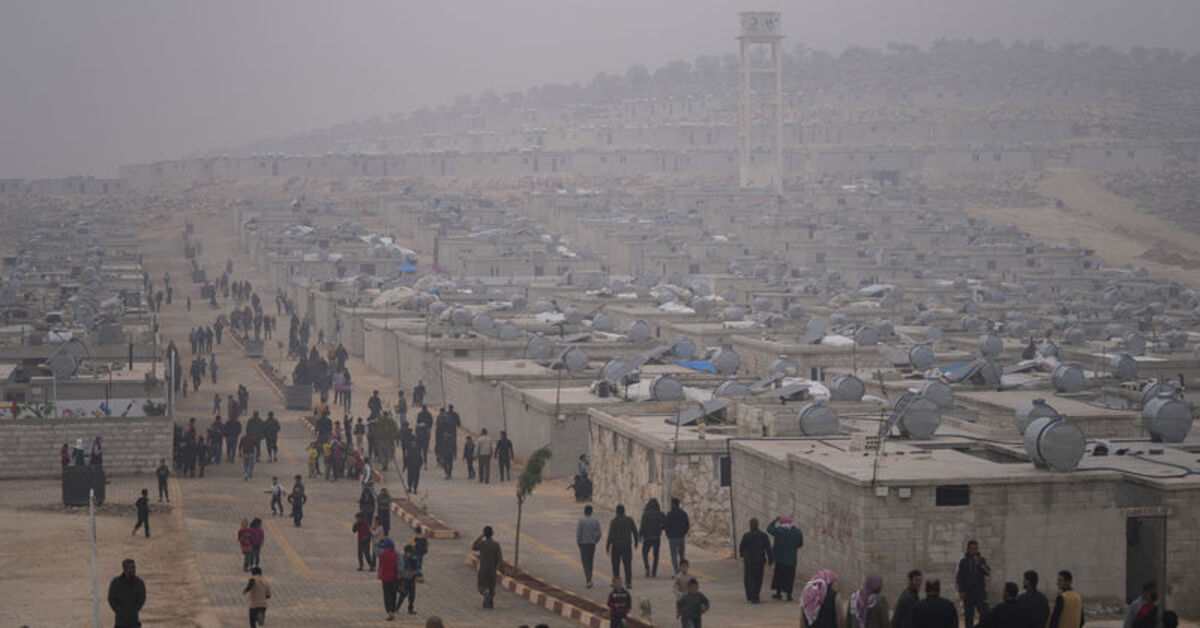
[{"left": 1125, "top": 516, "right": 1165, "bottom": 604}]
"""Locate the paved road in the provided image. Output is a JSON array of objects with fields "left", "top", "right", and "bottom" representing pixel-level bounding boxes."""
[{"left": 150, "top": 210, "right": 804, "bottom": 627}]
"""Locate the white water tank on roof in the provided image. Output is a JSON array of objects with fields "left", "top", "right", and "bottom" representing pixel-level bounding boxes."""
[
  {"left": 797, "top": 402, "right": 839, "bottom": 436},
  {"left": 1014, "top": 398, "right": 1059, "bottom": 434},
  {"left": 1051, "top": 363, "right": 1085, "bottom": 393},
  {"left": 830, "top": 374, "right": 865, "bottom": 401},
  {"left": 918, "top": 380, "right": 954, "bottom": 410},
  {"left": 899, "top": 397, "right": 941, "bottom": 440},
  {"left": 1142, "top": 391, "right": 1192, "bottom": 443},
  {"left": 1023, "top": 417, "right": 1085, "bottom": 472}
]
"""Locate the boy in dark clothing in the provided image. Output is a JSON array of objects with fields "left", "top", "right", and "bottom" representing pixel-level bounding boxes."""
[
  {"left": 495, "top": 431, "right": 514, "bottom": 481},
  {"left": 607, "top": 577, "right": 632, "bottom": 628},
  {"left": 676, "top": 578, "right": 710, "bottom": 628},
  {"left": 463, "top": 435, "right": 476, "bottom": 479},
  {"left": 132, "top": 489, "right": 151, "bottom": 537},
  {"left": 155, "top": 458, "right": 170, "bottom": 502},
  {"left": 353, "top": 513, "right": 374, "bottom": 571}
]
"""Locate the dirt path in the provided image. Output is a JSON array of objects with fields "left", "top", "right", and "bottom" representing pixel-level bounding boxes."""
[
  {"left": 0, "top": 479, "right": 219, "bottom": 627},
  {"left": 966, "top": 170, "right": 1200, "bottom": 288}
]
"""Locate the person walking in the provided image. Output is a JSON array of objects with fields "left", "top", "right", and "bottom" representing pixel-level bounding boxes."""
[
  {"left": 288, "top": 476, "right": 306, "bottom": 527},
  {"left": 676, "top": 578, "right": 710, "bottom": 628},
  {"left": 354, "top": 512, "right": 375, "bottom": 571},
  {"left": 665, "top": 498, "right": 690, "bottom": 575},
  {"left": 891, "top": 570, "right": 922, "bottom": 628},
  {"left": 266, "top": 477, "right": 285, "bottom": 516},
  {"left": 376, "top": 488, "right": 393, "bottom": 537},
  {"left": 738, "top": 518, "right": 772, "bottom": 603},
  {"left": 240, "top": 566, "right": 272, "bottom": 628},
  {"left": 476, "top": 428, "right": 493, "bottom": 484},
  {"left": 848, "top": 574, "right": 889, "bottom": 628},
  {"left": 224, "top": 414, "right": 242, "bottom": 463},
  {"left": 238, "top": 518, "right": 255, "bottom": 572},
  {"left": 800, "top": 569, "right": 841, "bottom": 628},
  {"left": 607, "top": 577, "right": 632, "bottom": 628},
  {"left": 132, "top": 489, "right": 151, "bottom": 538},
  {"left": 404, "top": 440, "right": 423, "bottom": 493},
  {"left": 438, "top": 430, "right": 456, "bottom": 479},
  {"left": 412, "top": 380, "right": 426, "bottom": 408},
  {"left": 155, "top": 458, "right": 170, "bottom": 502},
  {"left": 576, "top": 504, "right": 603, "bottom": 588},
  {"left": 411, "top": 527, "right": 430, "bottom": 574},
  {"left": 1048, "top": 571, "right": 1084, "bottom": 628},
  {"left": 463, "top": 435, "right": 476, "bottom": 479},
  {"left": 605, "top": 504, "right": 639, "bottom": 589},
  {"left": 264, "top": 412, "right": 281, "bottom": 462},
  {"left": 673, "top": 559, "right": 693, "bottom": 601},
  {"left": 981, "top": 582, "right": 1037, "bottom": 628},
  {"left": 416, "top": 407, "right": 433, "bottom": 469},
  {"left": 377, "top": 538, "right": 400, "bottom": 621},
  {"left": 495, "top": 430, "right": 513, "bottom": 481},
  {"left": 913, "top": 579, "right": 958, "bottom": 628},
  {"left": 472, "top": 526, "right": 502, "bottom": 609},
  {"left": 210, "top": 356, "right": 218, "bottom": 385},
  {"left": 246, "top": 411, "right": 266, "bottom": 463},
  {"left": 1018, "top": 570, "right": 1050, "bottom": 628},
  {"left": 396, "top": 544, "right": 420, "bottom": 615},
  {"left": 355, "top": 417, "right": 367, "bottom": 451},
  {"left": 639, "top": 498, "right": 667, "bottom": 578},
  {"left": 766, "top": 515, "right": 804, "bottom": 601},
  {"left": 248, "top": 518, "right": 265, "bottom": 568},
  {"left": 239, "top": 431, "right": 257, "bottom": 480},
  {"left": 956, "top": 540, "right": 991, "bottom": 627},
  {"left": 108, "top": 558, "right": 146, "bottom": 628}
]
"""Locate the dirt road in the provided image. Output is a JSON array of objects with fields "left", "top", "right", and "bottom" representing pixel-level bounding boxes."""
[{"left": 966, "top": 170, "right": 1200, "bottom": 288}]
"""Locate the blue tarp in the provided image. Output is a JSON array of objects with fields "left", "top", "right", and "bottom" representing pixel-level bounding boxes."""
[
  {"left": 396, "top": 261, "right": 417, "bottom": 273},
  {"left": 675, "top": 360, "right": 715, "bottom": 373}
]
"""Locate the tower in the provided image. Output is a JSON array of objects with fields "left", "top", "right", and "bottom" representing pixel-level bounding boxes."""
[{"left": 738, "top": 12, "right": 784, "bottom": 191}]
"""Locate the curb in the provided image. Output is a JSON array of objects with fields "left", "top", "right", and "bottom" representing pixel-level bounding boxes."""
[
  {"left": 391, "top": 499, "right": 459, "bottom": 539},
  {"left": 464, "top": 555, "right": 651, "bottom": 628}
]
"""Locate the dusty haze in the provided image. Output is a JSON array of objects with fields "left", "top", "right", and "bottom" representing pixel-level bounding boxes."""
[{"left": 3, "top": 0, "right": 1199, "bottom": 178}]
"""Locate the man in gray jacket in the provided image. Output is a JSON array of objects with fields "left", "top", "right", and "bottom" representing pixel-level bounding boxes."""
[{"left": 576, "top": 504, "right": 602, "bottom": 588}]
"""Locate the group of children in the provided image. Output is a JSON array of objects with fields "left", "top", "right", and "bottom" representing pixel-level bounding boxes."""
[
  {"left": 606, "top": 558, "right": 710, "bottom": 627},
  {"left": 305, "top": 439, "right": 367, "bottom": 481}
]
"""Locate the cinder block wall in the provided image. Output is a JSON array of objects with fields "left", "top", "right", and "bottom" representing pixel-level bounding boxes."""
[{"left": 0, "top": 417, "right": 173, "bottom": 479}]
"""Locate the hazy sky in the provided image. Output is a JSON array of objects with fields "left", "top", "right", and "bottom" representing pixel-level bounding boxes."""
[{"left": 2, "top": 0, "right": 1198, "bottom": 178}]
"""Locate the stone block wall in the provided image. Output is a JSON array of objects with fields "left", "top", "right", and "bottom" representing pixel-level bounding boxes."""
[
  {"left": 588, "top": 420, "right": 731, "bottom": 547},
  {"left": 0, "top": 416, "right": 173, "bottom": 479},
  {"left": 730, "top": 442, "right": 1192, "bottom": 615}
]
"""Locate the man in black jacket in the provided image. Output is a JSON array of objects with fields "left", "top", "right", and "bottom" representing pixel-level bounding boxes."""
[
  {"left": 956, "top": 540, "right": 991, "bottom": 627},
  {"left": 914, "top": 579, "right": 959, "bottom": 628},
  {"left": 665, "top": 498, "right": 690, "bottom": 575},
  {"left": 738, "top": 518, "right": 772, "bottom": 603},
  {"left": 606, "top": 504, "right": 639, "bottom": 588},
  {"left": 263, "top": 412, "right": 281, "bottom": 462},
  {"left": 495, "top": 430, "right": 514, "bottom": 482},
  {"left": 1017, "top": 570, "right": 1050, "bottom": 628},
  {"left": 108, "top": 558, "right": 146, "bottom": 628},
  {"left": 223, "top": 415, "right": 242, "bottom": 463},
  {"left": 892, "top": 569, "right": 922, "bottom": 628},
  {"left": 981, "top": 582, "right": 1036, "bottom": 628},
  {"left": 132, "top": 489, "right": 151, "bottom": 537}
]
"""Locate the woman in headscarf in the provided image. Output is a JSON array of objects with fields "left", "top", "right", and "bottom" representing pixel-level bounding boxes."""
[
  {"left": 89, "top": 436, "right": 103, "bottom": 466},
  {"left": 800, "top": 569, "right": 844, "bottom": 628},
  {"left": 72, "top": 439, "right": 86, "bottom": 466},
  {"left": 847, "top": 574, "right": 887, "bottom": 628}
]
